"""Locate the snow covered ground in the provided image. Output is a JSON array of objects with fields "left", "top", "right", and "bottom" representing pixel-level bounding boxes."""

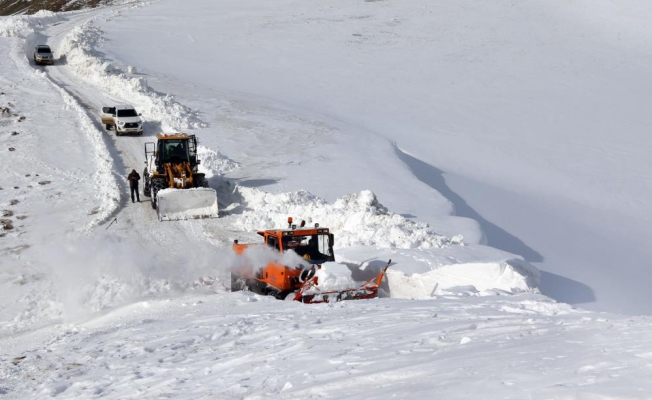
[
  {"left": 93, "top": 0, "right": 652, "bottom": 315},
  {"left": 2, "top": 1, "right": 652, "bottom": 398},
  {"left": 5, "top": 292, "right": 652, "bottom": 399}
]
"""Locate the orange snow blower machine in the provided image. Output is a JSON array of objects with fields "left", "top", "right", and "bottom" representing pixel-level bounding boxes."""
[{"left": 231, "top": 217, "right": 390, "bottom": 303}]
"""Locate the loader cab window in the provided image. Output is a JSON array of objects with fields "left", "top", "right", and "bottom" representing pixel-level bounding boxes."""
[
  {"left": 267, "top": 236, "right": 279, "bottom": 251},
  {"left": 316, "top": 234, "right": 333, "bottom": 259},
  {"left": 282, "top": 236, "right": 302, "bottom": 253},
  {"left": 283, "top": 234, "right": 334, "bottom": 263},
  {"left": 158, "top": 140, "right": 189, "bottom": 163}
]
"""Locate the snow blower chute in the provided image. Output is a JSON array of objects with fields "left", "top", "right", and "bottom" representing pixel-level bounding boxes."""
[
  {"left": 143, "top": 134, "right": 218, "bottom": 221},
  {"left": 231, "top": 217, "right": 390, "bottom": 303}
]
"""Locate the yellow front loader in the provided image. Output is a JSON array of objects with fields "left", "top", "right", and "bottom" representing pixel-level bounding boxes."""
[{"left": 143, "top": 133, "right": 218, "bottom": 221}]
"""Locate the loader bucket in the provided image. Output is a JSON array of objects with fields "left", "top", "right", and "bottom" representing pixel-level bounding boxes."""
[{"left": 156, "top": 188, "right": 219, "bottom": 221}]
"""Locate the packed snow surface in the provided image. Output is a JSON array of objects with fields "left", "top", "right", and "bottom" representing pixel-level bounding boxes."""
[
  {"left": 4, "top": 293, "right": 652, "bottom": 399},
  {"left": 2, "top": 0, "right": 652, "bottom": 399}
]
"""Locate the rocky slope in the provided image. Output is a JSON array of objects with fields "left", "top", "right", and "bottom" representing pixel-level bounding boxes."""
[{"left": 0, "top": 0, "right": 114, "bottom": 16}]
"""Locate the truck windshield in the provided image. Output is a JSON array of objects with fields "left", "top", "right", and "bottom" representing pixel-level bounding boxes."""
[
  {"left": 117, "top": 109, "right": 138, "bottom": 117},
  {"left": 283, "top": 234, "right": 333, "bottom": 263}
]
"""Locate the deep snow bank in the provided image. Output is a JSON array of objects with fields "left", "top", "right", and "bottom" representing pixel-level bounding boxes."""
[
  {"left": 387, "top": 259, "right": 540, "bottom": 299},
  {"left": 337, "top": 246, "right": 541, "bottom": 298},
  {"left": 215, "top": 178, "right": 539, "bottom": 297},
  {"left": 54, "top": 83, "right": 121, "bottom": 227},
  {"left": 193, "top": 144, "right": 539, "bottom": 297},
  {"left": 58, "top": 22, "right": 206, "bottom": 131},
  {"left": 230, "top": 188, "right": 462, "bottom": 250},
  {"left": 0, "top": 11, "right": 64, "bottom": 38}
]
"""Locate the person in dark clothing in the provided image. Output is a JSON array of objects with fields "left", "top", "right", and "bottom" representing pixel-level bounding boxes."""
[{"left": 128, "top": 169, "right": 141, "bottom": 203}]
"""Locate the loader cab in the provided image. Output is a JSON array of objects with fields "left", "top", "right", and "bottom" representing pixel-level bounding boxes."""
[
  {"left": 266, "top": 236, "right": 280, "bottom": 251},
  {"left": 262, "top": 228, "right": 335, "bottom": 264},
  {"left": 146, "top": 133, "right": 199, "bottom": 170},
  {"left": 158, "top": 139, "right": 189, "bottom": 164}
]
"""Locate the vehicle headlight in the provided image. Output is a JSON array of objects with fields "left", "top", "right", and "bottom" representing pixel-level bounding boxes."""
[{"left": 118, "top": 121, "right": 125, "bottom": 126}]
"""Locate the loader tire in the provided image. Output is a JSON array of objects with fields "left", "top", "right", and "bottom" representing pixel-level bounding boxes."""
[
  {"left": 150, "top": 179, "right": 167, "bottom": 210},
  {"left": 105, "top": 124, "right": 111, "bottom": 130},
  {"left": 142, "top": 169, "right": 151, "bottom": 197}
]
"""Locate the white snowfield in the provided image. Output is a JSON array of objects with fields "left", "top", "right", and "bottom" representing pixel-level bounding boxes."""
[{"left": 2, "top": 0, "right": 652, "bottom": 398}]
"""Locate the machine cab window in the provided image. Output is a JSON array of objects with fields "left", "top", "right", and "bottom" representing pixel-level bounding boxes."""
[
  {"left": 267, "top": 236, "right": 280, "bottom": 251},
  {"left": 283, "top": 234, "right": 334, "bottom": 263},
  {"left": 153, "top": 135, "right": 198, "bottom": 167},
  {"left": 157, "top": 139, "right": 188, "bottom": 163}
]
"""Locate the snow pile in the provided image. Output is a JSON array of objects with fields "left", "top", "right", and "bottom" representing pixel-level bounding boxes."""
[
  {"left": 58, "top": 22, "right": 206, "bottom": 131},
  {"left": 56, "top": 85, "right": 121, "bottom": 228},
  {"left": 232, "top": 188, "right": 460, "bottom": 250},
  {"left": 197, "top": 145, "right": 240, "bottom": 176},
  {"left": 386, "top": 258, "right": 541, "bottom": 299},
  {"left": 223, "top": 184, "right": 541, "bottom": 298},
  {"left": 313, "top": 262, "right": 359, "bottom": 292},
  {"left": 0, "top": 11, "right": 63, "bottom": 38}
]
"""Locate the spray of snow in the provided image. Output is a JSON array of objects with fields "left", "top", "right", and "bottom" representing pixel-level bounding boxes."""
[
  {"left": 230, "top": 243, "right": 308, "bottom": 275},
  {"left": 58, "top": 22, "right": 206, "bottom": 131},
  {"left": 16, "top": 232, "right": 226, "bottom": 326}
]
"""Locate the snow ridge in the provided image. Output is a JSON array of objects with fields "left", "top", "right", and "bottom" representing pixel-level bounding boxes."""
[
  {"left": 192, "top": 147, "right": 460, "bottom": 250},
  {"left": 0, "top": 11, "right": 64, "bottom": 39},
  {"left": 54, "top": 84, "right": 121, "bottom": 228},
  {"left": 58, "top": 22, "right": 207, "bottom": 131},
  {"left": 233, "top": 188, "right": 460, "bottom": 250},
  {"left": 197, "top": 145, "right": 241, "bottom": 176}
]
